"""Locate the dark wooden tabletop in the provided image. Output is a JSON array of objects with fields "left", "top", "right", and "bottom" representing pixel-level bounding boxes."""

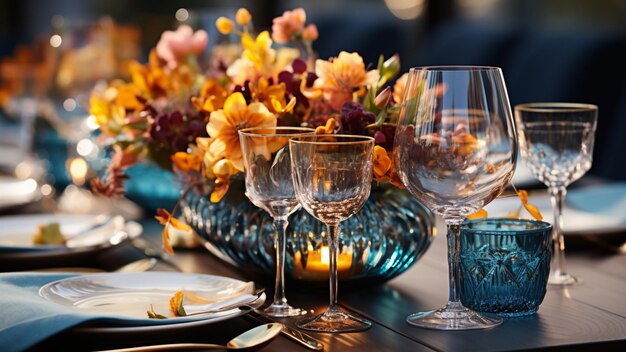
[{"left": 26, "top": 211, "right": 626, "bottom": 352}]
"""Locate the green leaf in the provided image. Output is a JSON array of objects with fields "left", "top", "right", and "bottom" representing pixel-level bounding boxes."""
[
  {"left": 33, "top": 223, "right": 65, "bottom": 245},
  {"left": 147, "top": 305, "right": 167, "bottom": 319}
]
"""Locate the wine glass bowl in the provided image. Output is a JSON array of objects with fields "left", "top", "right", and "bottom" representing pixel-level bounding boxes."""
[
  {"left": 394, "top": 66, "right": 518, "bottom": 330},
  {"left": 239, "top": 126, "right": 315, "bottom": 317},
  {"left": 290, "top": 134, "right": 374, "bottom": 333},
  {"left": 514, "top": 103, "right": 598, "bottom": 286}
]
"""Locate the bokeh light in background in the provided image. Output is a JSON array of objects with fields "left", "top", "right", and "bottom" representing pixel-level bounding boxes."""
[
  {"left": 49, "top": 34, "right": 62, "bottom": 48},
  {"left": 384, "top": 0, "right": 425, "bottom": 20}
]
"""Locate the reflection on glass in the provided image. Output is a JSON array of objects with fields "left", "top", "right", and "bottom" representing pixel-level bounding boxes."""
[{"left": 394, "top": 66, "right": 518, "bottom": 330}]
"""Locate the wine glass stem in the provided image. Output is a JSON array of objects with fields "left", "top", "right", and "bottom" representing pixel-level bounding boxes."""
[
  {"left": 549, "top": 187, "right": 568, "bottom": 276},
  {"left": 272, "top": 217, "right": 289, "bottom": 306},
  {"left": 446, "top": 221, "right": 462, "bottom": 305},
  {"left": 327, "top": 223, "right": 340, "bottom": 309}
]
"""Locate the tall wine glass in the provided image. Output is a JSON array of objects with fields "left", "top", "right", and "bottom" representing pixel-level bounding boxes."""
[
  {"left": 394, "top": 66, "right": 518, "bottom": 330},
  {"left": 290, "top": 134, "right": 374, "bottom": 333},
  {"left": 514, "top": 103, "right": 598, "bottom": 286},
  {"left": 239, "top": 126, "right": 315, "bottom": 317}
]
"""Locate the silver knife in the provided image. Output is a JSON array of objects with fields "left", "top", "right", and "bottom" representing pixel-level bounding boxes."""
[{"left": 244, "top": 311, "right": 324, "bottom": 351}]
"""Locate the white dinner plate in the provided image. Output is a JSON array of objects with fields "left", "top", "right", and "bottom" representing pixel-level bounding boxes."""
[
  {"left": 39, "top": 272, "right": 264, "bottom": 334},
  {"left": 0, "top": 176, "right": 41, "bottom": 211},
  {"left": 0, "top": 214, "right": 141, "bottom": 251},
  {"left": 0, "top": 214, "right": 142, "bottom": 269},
  {"left": 484, "top": 183, "right": 626, "bottom": 235}
]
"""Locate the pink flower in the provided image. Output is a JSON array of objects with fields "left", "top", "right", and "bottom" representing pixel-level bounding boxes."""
[
  {"left": 156, "top": 25, "right": 208, "bottom": 69},
  {"left": 271, "top": 8, "right": 307, "bottom": 43}
]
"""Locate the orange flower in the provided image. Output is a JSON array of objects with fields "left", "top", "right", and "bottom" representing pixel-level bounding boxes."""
[
  {"left": 171, "top": 149, "right": 202, "bottom": 172},
  {"left": 155, "top": 208, "right": 192, "bottom": 254},
  {"left": 207, "top": 92, "right": 277, "bottom": 171},
  {"left": 235, "top": 8, "right": 252, "bottom": 26},
  {"left": 301, "top": 24, "right": 318, "bottom": 41},
  {"left": 216, "top": 17, "right": 234, "bottom": 35},
  {"left": 313, "top": 51, "right": 380, "bottom": 110},
  {"left": 516, "top": 189, "right": 543, "bottom": 221},
  {"left": 467, "top": 209, "right": 488, "bottom": 220},
  {"left": 249, "top": 77, "right": 295, "bottom": 114},
  {"left": 393, "top": 72, "right": 409, "bottom": 103},
  {"left": 114, "top": 83, "right": 145, "bottom": 111},
  {"left": 373, "top": 146, "right": 392, "bottom": 179},
  {"left": 192, "top": 78, "right": 228, "bottom": 113},
  {"left": 314, "top": 117, "right": 337, "bottom": 135}
]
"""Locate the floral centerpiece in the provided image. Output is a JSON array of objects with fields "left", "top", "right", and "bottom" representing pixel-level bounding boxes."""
[{"left": 89, "top": 7, "right": 435, "bottom": 283}]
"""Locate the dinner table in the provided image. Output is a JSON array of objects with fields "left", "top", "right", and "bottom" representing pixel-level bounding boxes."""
[{"left": 2, "top": 180, "right": 626, "bottom": 352}]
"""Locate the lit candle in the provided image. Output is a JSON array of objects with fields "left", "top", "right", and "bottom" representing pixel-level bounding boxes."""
[{"left": 293, "top": 246, "right": 353, "bottom": 281}]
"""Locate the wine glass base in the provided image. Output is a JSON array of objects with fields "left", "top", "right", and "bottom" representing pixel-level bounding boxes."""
[
  {"left": 406, "top": 305, "right": 502, "bottom": 330},
  {"left": 263, "top": 303, "right": 307, "bottom": 317},
  {"left": 297, "top": 307, "right": 371, "bottom": 333},
  {"left": 548, "top": 272, "right": 581, "bottom": 286}
]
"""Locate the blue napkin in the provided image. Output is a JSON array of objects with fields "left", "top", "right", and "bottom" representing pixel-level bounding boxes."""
[{"left": 0, "top": 273, "right": 201, "bottom": 352}]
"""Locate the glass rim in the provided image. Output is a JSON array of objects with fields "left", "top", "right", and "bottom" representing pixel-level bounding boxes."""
[
  {"left": 514, "top": 102, "right": 598, "bottom": 113},
  {"left": 461, "top": 218, "right": 553, "bottom": 236},
  {"left": 289, "top": 134, "right": 375, "bottom": 145},
  {"left": 409, "top": 65, "right": 502, "bottom": 72},
  {"left": 238, "top": 126, "right": 316, "bottom": 137}
]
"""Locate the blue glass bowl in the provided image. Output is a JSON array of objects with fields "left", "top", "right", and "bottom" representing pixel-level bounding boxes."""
[
  {"left": 459, "top": 218, "right": 552, "bottom": 317},
  {"left": 182, "top": 181, "right": 435, "bottom": 285}
]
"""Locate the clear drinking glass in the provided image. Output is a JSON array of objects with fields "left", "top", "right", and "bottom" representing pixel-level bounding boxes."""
[
  {"left": 514, "top": 103, "right": 598, "bottom": 286},
  {"left": 394, "top": 66, "right": 518, "bottom": 330},
  {"left": 238, "top": 126, "right": 315, "bottom": 317},
  {"left": 290, "top": 134, "right": 374, "bottom": 333}
]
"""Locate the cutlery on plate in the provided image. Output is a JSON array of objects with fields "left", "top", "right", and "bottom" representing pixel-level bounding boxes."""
[
  {"left": 64, "top": 215, "right": 129, "bottom": 247},
  {"left": 96, "top": 322, "right": 282, "bottom": 352},
  {"left": 244, "top": 311, "right": 324, "bottom": 351},
  {"left": 184, "top": 289, "right": 266, "bottom": 316}
]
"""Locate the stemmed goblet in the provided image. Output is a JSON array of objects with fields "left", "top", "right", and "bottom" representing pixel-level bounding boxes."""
[
  {"left": 514, "top": 103, "right": 598, "bottom": 286},
  {"left": 238, "top": 126, "right": 315, "bottom": 317},
  {"left": 394, "top": 66, "right": 518, "bottom": 330},
  {"left": 290, "top": 134, "right": 374, "bottom": 333}
]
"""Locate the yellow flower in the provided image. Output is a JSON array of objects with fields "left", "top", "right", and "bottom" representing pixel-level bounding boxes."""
[
  {"left": 207, "top": 92, "right": 277, "bottom": 171},
  {"left": 373, "top": 146, "right": 392, "bottom": 179},
  {"left": 216, "top": 17, "right": 234, "bottom": 35},
  {"left": 314, "top": 51, "right": 380, "bottom": 110},
  {"left": 235, "top": 8, "right": 252, "bottom": 26},
  {"left": 225, "top": 31, "right": 277, "bottom": 85},
  {"left": 242, "top": 31, "right": 276, "bottom": 73},
  {"left": 89, "top": 86, "right": 127, "bottom": 136},
  {"left": 314, "top": 118, "right": 337, "bottom": 135}
]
